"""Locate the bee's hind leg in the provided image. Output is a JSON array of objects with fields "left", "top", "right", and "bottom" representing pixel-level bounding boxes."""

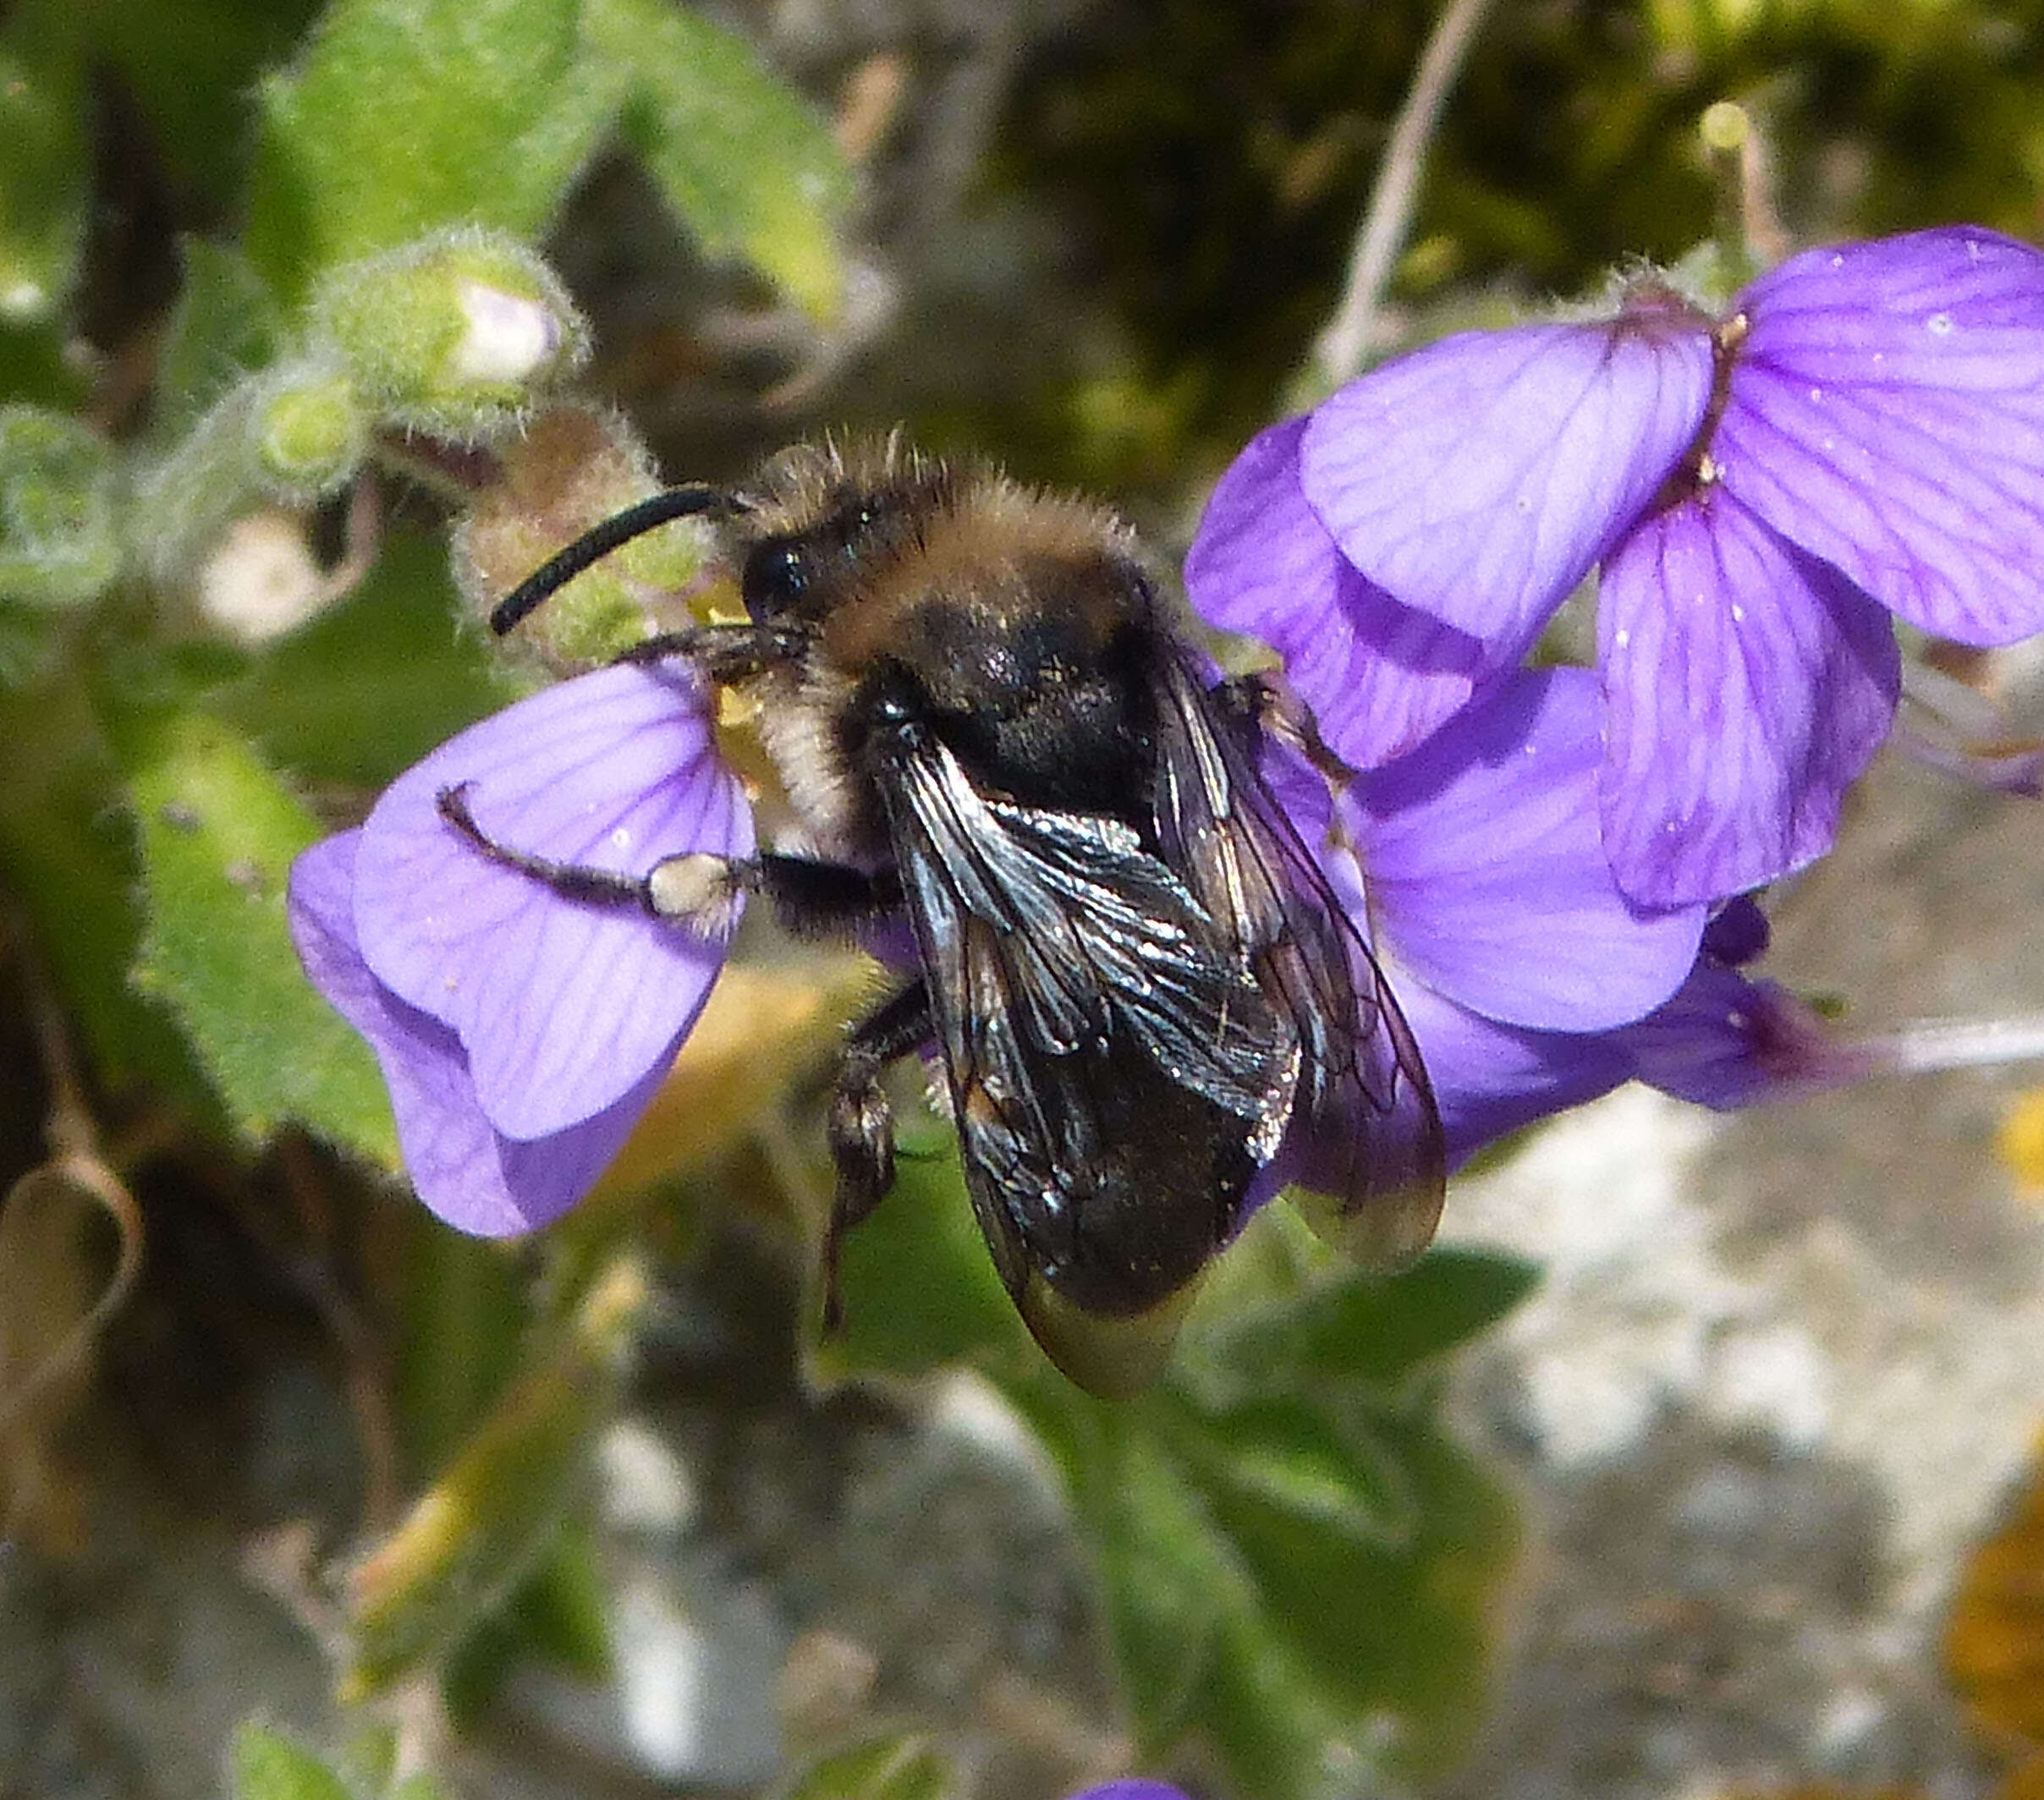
[{"left": 821, "top": 976, "right": 933, "bottom": 1331}]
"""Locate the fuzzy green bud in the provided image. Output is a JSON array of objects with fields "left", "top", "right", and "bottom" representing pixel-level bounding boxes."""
[
  {"left": 0, "top": 406, "right": 120, "bottom": 607},
  {"left": 453, "top": 405, "right": 721, "bottom": 667},
  {"left": 308, "top": 228, "right": 589, "bottom": 442},
  {"left": 247, "top": 357, "right": 366, "bottom": 502}
]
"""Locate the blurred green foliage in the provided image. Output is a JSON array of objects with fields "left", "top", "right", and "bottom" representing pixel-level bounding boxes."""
[{"left": 0, "top": 0, "right": 2033, "bottom": 1797}]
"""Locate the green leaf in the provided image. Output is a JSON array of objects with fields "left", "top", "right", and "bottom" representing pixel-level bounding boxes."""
[
  {"left": 0, "top": 12, "right": 89, "bottom": 329},
  {"left": 231, "top": 1724, "right": 354, "bottom": 1800},
  {"left": 1003, "top": 1256, "right": 1526, "bottom": 1797},
  {"left": 155, "top": 239, "right": 283, "bottom": 442},
  {"left": 244, "top": 0, "right": 619, "bottom": 300},
  {"left": 1189, "top": 1395, "right": 1418, "bottom": 1551},
  {"left": 1014, "top": 1388, "right": 1243, "bottom": 1746},
  {"left": 344, "top": 1259, "right": 648, "bottom": 1698},
  {"left": 810, "top": 1133, "right": 1036, "bottom": 1384},
  {"left": 584, "top": 0, "right": 852, "bottom": 322},
  {"left": 774, "top": 1732, "right": 957, "bottom": 1800},
  {"left": 0, "top": 672, "right": 217, "bottom": 1111},
  {"left": 113, "top": 704, "right": 396, "bottom": 1159},
  {"left": 212, "top": 528, "right": 518, "bottom": 788},
  {"left": 1212, "top": 1243, "right": 1540, "bottom": 1388}
]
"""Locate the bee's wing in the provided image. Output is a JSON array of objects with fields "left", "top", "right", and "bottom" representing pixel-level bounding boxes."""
[
  {"left": 1147, "top": 654, "right": 1447, "bottom": 1270},
  {"left": 876, "top": 731, "right": 1295, "bottom": 1395}
]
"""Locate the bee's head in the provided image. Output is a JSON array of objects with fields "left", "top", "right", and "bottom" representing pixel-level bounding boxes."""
[
  {"left": 488, "top": 436, "right": 952, "bottom": 638},
  {"left": 728, "top": 438, "right": 956, "bottom": 625}
]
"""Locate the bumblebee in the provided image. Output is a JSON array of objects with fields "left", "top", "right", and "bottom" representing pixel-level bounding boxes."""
[{"left": 443, "top": 441, "right": 1444, "bottom": 1395}]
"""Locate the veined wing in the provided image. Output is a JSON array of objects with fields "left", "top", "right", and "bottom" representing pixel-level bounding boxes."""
[{"left": 874, "top": 726, "right": 1296, "bottom": 1392}]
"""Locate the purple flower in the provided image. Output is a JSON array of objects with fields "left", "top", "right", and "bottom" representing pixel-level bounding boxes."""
[
  {"left": 287, "top": 661, "right": 750, "bottom": 1233},
  {"left": 1060, "top": 1784, "right": 1197, "bottom": 1800},
  {"left": 1261, "top": 672, "right": 1894, "bottom": 1193},
  {"left": 1192, "top": 228, "right": 2044, "bottom": 908}
]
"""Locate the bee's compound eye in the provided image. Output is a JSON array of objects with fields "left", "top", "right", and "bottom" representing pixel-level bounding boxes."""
[{"left": 742, "top": 536, "right": 811, "bottom": 619}]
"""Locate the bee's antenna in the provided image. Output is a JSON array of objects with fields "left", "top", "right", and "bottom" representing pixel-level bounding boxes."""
[{"left": 488, "top": 485, "right": 750, "bottom": 636}]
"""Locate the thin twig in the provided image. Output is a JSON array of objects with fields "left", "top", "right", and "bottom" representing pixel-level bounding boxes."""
[
  {"left": 0, "top": 913, "right": 146, "bottom": 1440},
  {"left": 1313, "top": 0, "right": 1498, "bottom": 389}
]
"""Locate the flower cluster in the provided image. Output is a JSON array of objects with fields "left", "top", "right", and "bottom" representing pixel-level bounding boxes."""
[
  {"left": 289, "top": 225, "right": 2044, "bottom": 1252},
  {"left": 1191, "top": 228, "right": 2044, "bottom": 907}
]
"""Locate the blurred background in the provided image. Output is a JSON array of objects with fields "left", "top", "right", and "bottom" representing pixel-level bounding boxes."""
[{"left": 6, "top": 2, "right": 2044, "bottom": 1797}]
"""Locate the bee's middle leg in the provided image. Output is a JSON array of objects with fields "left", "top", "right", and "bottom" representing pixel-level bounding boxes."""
[
  {"left": 821, "top": 976, "right": 934, "bottom": 1331},
  {"left": 1212, "top": 671, "right": 1359, "bottom": 784}
]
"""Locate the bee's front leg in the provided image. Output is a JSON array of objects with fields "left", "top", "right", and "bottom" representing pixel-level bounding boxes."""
[
  {"left": 821, "top": 977, "right": 934, "bottom": 1331},
  {"left": 436, "top": 783, "right": 898, "bottom": 932}
]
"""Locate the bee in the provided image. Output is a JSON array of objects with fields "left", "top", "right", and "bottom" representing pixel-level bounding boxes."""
[{"left": 442, "top": 441, "right": 1444, "bottom": 1396}]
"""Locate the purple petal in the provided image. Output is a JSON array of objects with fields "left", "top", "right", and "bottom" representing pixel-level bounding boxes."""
[
  {"left": 1598, "top": 491, "right": 1902, "bottom": 906},
  {"left": 1184, "top": 415, "right": 1490, "bottom": 766},
  {"left": 288, "top": 832, "right": 669, "bottom": 1234},
  {"left": 1344, "top": 667, "right": 1706, "bottom": 1029},
  {"left": 1718, "top": 228, "right": 2044, "bottom": 645},
  {"left": 1300, "top": 313, "right": 1713, "bottom": 648},
  {"left": 1393, "top": 972, "right": 1633, "bottom": 1169},
  {"left": 1060, "top": 1786, "right": 1197, "bottom": 1800},
  {"left": 1623, "top": 961, "right": 1879, "bottom": 1110},
  {"left": 352, "top": 662, "right": 751, "bottom": 1140}
]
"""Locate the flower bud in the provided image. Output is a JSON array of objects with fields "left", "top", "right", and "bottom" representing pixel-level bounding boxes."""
[
  {"left": 247, "top": 356, "right": 366, "bottom": 503},
  {"left": 307, "top": 228, "right": 589, "bottom": 442},
  {"left": 0, "top": 406, "right": 120, "bottom": 608},
  {"left": 195, "top": 508, "right": 330, "bottom": 646},
  {"left": 453, "top": 405, "right": 721, "bottom": 667}
]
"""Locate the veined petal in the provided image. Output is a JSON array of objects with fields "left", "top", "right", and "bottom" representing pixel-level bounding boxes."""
[
  {"left": 1344, "top": 667, "right": 1706, "bottom": 1029},
  {"left": 1185, "top": 415, "right": 1489, "bottom": 766},
  {"left": 288, "top": 832, "right": 665, "bottom": 1234},
  {"left": 1719, "top": 227, "right": 2044, "bottom": 645},
  {"left": 353, "top": 662, "right": 751, "bottom": 1140},
  {"left": 1598, "top": 492, "right": 1901, "bottom": 906},
  {"left": 1300, "top": 315, "right": 1713, "bottom": 647}
]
